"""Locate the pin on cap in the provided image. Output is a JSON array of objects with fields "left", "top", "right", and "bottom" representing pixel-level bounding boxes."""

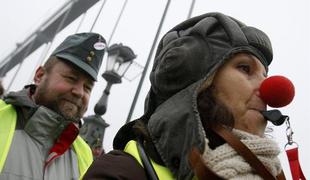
[{"left": 94, "top": 36, "right": 106, "bottom": 50}]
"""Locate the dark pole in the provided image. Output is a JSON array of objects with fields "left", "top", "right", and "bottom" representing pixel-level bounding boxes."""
[
  {"left": 75, "top": 13, "right": 87, "bottom": 33},
  {"left": 187, "top": 0, "right": 196, "bottom": 19},
  {"left": 125, "top": 0, "right": 171, "bottom": 123},
  {"left": 89, "top": 0, "right": 107, "bottom": 32},
  {"left": 107, "top": 0, "right": 128, "bottom": 45}
]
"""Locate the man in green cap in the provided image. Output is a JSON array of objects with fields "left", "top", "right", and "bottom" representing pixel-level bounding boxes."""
[{"left": 0, "top": 32, "right": 106, "bottom": 180}]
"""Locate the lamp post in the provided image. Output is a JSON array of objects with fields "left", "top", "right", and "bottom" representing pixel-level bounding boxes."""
[
  {"left": 94, "top": 43, "right": 136, "bottom": 115},
  {"left": 80, "top": 43, "right": 136, "bottom": 157}
]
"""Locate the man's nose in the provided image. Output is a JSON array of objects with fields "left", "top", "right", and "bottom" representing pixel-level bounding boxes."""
[{"left": 71, "top": 83, "right": 84, "bottom": 98}]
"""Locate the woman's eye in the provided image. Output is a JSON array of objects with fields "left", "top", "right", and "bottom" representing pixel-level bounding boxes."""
[{"left": 237, "top": 64, "right": 251, "bottom": 74}]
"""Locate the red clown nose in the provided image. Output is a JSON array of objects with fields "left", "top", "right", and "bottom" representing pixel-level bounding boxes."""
[{"left": 259, "top": 75, "right": 295, "bottom": 108}]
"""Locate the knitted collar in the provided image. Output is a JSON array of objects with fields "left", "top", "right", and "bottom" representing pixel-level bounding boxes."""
[{"left": 203, "top": 129, "right": 282, "bottom": 179}]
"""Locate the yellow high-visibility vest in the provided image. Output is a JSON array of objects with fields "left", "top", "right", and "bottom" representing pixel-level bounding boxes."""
[
  {"left": 124, "top": 140, "right": 175, "bottom": 180},
  {"left": 0, "top": 100, "right": 93, "bottom": 179}
]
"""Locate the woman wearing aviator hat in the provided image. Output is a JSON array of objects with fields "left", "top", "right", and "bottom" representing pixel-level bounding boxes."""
[{"left": 84, "top": 12, "right": 286, "bottom": 179}]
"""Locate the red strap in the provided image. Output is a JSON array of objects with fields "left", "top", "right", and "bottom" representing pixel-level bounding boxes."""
[
  {"left": 45, "top": 123, "right": 79, "bottom": 167},
  {"left": 286, "top": 147, "right": 306, "bottom": 180}
]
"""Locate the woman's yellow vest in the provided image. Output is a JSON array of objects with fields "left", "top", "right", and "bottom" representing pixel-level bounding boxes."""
[
  {"left": 0, "top": 100, "right": 93, "bottom": 179},
  {"left": 124, "top": 140, "right": 175, "bottom": 180}
]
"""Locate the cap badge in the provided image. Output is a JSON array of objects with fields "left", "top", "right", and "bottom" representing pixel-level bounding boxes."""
[
  {"left": 94, "top": 36, "right": 106, "bottom": 50},
  {"left": 94, "top": 42, "right": 105, "bottom": 50}
]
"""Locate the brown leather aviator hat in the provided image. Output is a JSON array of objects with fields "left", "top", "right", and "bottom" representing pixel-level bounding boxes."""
[{"left": 51, "top": 32, "right": 106, "bottom": 81}]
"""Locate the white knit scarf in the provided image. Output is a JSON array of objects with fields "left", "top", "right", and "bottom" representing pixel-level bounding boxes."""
[{"left": 202, "top": 129, "right": 282, "bottom": 180}]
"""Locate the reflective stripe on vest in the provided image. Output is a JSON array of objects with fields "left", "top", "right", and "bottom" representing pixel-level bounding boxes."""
[
  {"left": 0, "top": 100, "right": 17, "bottom": 173},
  {"left": 73, "top": 136, "right": 93, "bottom": 179},
  {"left": 0, "top": 100, "right": 93, "bottom": 179},
  {"left": 124, "top": 140, "right": 175, "bottom": 180}
]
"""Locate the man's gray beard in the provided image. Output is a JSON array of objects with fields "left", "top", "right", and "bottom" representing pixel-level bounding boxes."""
[{"left": 57, "top": 108, "right": 82, "bottom": 123}]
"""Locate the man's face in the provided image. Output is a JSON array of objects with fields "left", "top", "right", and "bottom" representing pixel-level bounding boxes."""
[
  {"left": 33, "top": 59, "right": 94, "bottom": 122},
  {"left": 92, "top": 146, "right": 104, "bottom": 157}
]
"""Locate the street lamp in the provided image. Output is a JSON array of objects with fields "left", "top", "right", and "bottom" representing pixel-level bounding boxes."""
[
  {"left": 80, "top": 43, "right": 136, "bottom": 157},
  {"left": 94, "top": 43, "right": 136, "bottom": 115}
]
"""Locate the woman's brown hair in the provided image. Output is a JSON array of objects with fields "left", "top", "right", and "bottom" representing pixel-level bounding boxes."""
[{"left": 197, "top": 85, "right": 235, "bottom": 149}]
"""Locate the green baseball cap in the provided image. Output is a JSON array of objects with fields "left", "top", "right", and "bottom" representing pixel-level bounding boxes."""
[{"left": 51, "top": 32, "right": 106, "bottom": 81}]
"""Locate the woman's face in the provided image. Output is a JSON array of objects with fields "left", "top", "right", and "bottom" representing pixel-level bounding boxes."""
[{"left": 212, "top": 53, "right": 267, "bottom": 136}]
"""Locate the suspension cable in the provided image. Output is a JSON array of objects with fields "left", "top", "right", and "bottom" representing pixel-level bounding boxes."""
[
  {"left": 107, "top": 0, "right": 128, "bottom": 45},
  {"left": 187, "top": 0, "right": 196, "bottom": 19},
  {"left": 26, "top": 42, "right": 52, "bottom": 84},
  {"left": 90, "top": 0, "right": 108, "bottom": 32},
  {"left": 126, "top": 0, "right": 172, "bottom": 123},
  {"left": 6, "top": 39, "right": 36, "bottom": 91},
  {"left": 75, "top": 12, "right": 87, "bottom": 33}
]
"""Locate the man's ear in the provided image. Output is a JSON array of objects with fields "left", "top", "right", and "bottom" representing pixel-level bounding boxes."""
[{"left": 33, "top": 66, "right": 45, "bottom": 84}]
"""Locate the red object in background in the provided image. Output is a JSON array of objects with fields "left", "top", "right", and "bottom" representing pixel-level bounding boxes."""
[{"left": 259, "top": 75, "right": 295, "bottom": 108}]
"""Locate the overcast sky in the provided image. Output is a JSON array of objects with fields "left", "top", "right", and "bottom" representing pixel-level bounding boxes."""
[{"left": 1, "top": 0, "right": 309, "bottom": 178}]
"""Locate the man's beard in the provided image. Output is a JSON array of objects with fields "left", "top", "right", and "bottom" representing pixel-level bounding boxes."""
[
  {"left": 34, "top": 84, "right": 86, "bottom": 123},
  {"left": 53, "top": 99, "right": 85, "bottom": 123}
]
